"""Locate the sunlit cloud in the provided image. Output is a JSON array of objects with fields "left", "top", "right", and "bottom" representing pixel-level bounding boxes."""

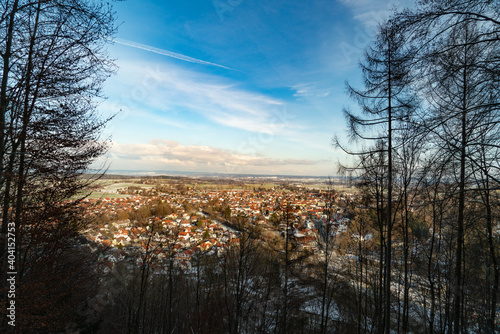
[{"left": 110, "top": 140, "right": 321, "bottom": 172}]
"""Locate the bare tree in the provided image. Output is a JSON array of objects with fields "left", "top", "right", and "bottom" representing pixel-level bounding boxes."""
[
  {"left": 336, "top": 21, "right": 417, "bottom": 333},
  {"left": 0, "top": 0, "right": 116, "bottom": 331},
  {"left": 412, "top": 19, "right": 500, "bottom": 333}
]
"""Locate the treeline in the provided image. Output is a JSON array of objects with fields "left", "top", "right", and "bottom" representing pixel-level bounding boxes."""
[{"left": 335, "top": 0, "right": 500, "bottom": 333}]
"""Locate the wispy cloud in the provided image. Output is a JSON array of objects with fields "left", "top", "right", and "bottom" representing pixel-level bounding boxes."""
[
  {"left": 338, "top": 0, "right": 412, "bottom": 28},
  {"left": 107, "top": 59, "right": 301, "bottom": 135},
  {"left": 114, "top": 38, "right": 235, "bottom": 71},
  {"left": 292, "top": 83, "right": 331, "bottom": 99}
]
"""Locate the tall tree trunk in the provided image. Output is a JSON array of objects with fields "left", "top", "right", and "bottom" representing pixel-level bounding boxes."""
[
  {"left": 384, "top": 41, "right": 393, "bottom": 334},
  {"left": 15, "top": 0, "right": 42, "bottom": 279},
  {"left": 452, "top": 45, "right": 468, "bottom": 334},
  {"left": 0, "top": 0, "right": 19, "bottom": 274}
]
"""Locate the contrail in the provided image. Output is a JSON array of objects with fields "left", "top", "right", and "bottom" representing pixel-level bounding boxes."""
[{"left": 114, "top": 38, "right": 234, "bottom": 71}]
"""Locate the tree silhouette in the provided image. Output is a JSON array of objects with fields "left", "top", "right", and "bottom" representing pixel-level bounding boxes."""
[{"left": 0, "top": 0, "right": 116, "bottom": 331}]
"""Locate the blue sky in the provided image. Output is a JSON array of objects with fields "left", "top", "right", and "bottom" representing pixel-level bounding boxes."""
[{"left": 99, "top": 0, "right": 409, "bottom": 176}]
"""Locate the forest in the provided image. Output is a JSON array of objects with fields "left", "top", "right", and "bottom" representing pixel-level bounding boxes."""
[{"left": 1, "top": 0, "right": 500, "bottom": 333}]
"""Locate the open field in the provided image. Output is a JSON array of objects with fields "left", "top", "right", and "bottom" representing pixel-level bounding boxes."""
[
  {"left": 83, "top": 192, "right": 132, "bottom": 199},
  {"left": 300, "top": 183, "right": 358, "bottom": 193},
  {"left": 102, "top": 182, "right": 155, "bottom": 192},
  {"left": 75, "top": 180, "right": 157, "bottom": 199},
  {"left": 190, "top": 182, "right": 279, "bottom": 191}
]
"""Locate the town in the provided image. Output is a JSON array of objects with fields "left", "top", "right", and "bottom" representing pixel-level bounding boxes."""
[{"left": 79, "top": 176, "right": 355, "bottom": 274}]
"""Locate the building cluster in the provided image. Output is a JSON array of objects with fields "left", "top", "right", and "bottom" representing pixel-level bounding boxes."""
[{"left": 79, "top": 184, "right": 355, "bottom": 273}]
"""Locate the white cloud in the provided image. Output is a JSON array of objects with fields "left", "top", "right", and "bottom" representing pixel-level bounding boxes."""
[
  {"left": 338, "top": 0, "right": 413, "bottom": 28},
  {"left": 106, "top": 59, "right": 301, "bottom": 135},
  {"left": 110, "top": 140, "right": 320, "bottom": 173}
]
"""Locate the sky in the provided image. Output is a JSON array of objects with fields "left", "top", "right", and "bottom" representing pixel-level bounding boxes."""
[{"left": 98, "top": 0, "right": 409, "bottom": 176}]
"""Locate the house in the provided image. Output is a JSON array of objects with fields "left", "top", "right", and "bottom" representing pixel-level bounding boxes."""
[
  {"left": 178, "top": 231, "right": 191, "bottom": 241},
  {"left": 176, "top": 249, "right": 193, "bottom": 260},
  {"left": 199, "top": 241, "right": 212, "bottom": 251}
]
